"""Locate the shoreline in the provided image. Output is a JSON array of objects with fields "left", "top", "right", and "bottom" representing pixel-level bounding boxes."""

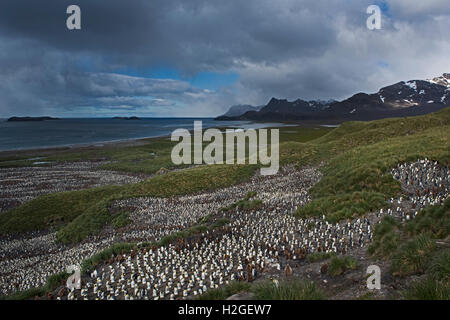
[
  {"left": 0, "top": 135, "right": 170, "bottom": 158},
  {"left": 0, "top": 121, "right": 299, "bottom": 157}
]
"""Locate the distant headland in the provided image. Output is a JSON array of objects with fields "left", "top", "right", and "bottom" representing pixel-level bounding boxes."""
[
  {"left": 7, "top": 116, "right": 61, "bottom": 122},
  {"left": 112, "top": 116, "right": 141, "bottom": 120}
]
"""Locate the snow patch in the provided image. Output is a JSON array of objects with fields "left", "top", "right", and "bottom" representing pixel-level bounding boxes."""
[
  {"left": 405, "top": 81, "right": 417, "bottom": 91},
  {"left": 428, "top": 76, "right": 450, "bottom": 88},
  {"left": 349, "top": 108, "right": 356, "bottom": 114}
]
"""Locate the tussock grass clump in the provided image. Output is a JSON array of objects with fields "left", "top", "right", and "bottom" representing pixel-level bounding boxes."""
[
  {"left": 235, "top": 199, "right": 263, "bottom": 211},
  {"left": 128, "top": 165, "right": 257, "bottom": 198},
  {"left": 197, "top": 282, "right": 251, "bottom": 300},
  {"left": 197, "top": 214, "right": 213, "bottom": 224},
  {"left": 211, "top": 217, "right": 230, "bottom": 228},
  {"left": 251, "top": 280, "right": 325, "bottom": 300},
  {"left": 157, "top": 224, "right": 209, "bottom": 247},
  {"left": 221, "top": 191, "right": 262, "bottom": 212},
  {"left": 368, "top": 216, "right": 402, "bottom": 259},
  {"left": 391, "top": 234, "right": 436, "bottom": 277},
  {"left": 370, "top": 200, "right": 449, "bottom": 298},
  {"left": 383, "top": 199, "right": 449, "bottom": 278},
  {"left": 56, "top": 199, "right": 114, "bottom": 244},
  {"left": 427, "top": 249, "right": 450, "bottom": 282},
  {"left": 306, "top": 251, "right": 336, "bottom": 263},
  {"left": 403, "top": 277, "right": 450, "bottom": 300},
  {"left": 404, "top": 197, "right": 450, "bottom": 239},
  {"left": 296, "top": 191, "right": 386, "bottom": 223},
  {"left": 327, "top": 256, "right": 358, "bottom": 276},
  {"left": 81, "top": 242, "right": 136, "bottom": 272}
]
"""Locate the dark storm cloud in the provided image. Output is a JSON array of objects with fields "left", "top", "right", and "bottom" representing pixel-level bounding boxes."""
[
  {"left": 0, "top": 0, "right": 449, "bottom": 117},
  {"left": 0, "top": 0, "right": 337, "bottom": 71}
]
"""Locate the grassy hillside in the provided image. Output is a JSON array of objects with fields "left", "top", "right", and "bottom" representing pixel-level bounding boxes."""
[
  {"left": 369, "top": 198, "right": 450, "bottom": 299},
  {"left": 0, "top": 164, "right": 256, "bottom": 243},
  {"left": 0, "top": 108, "right": 449, "bottom": 243},
  {"left": 294, "top": 108, "right": 450, "bottom": 221}
]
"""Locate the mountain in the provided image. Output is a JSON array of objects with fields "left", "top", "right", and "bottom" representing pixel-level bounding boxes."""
[
  {"left": 218, "top": 104, "right": 262, "bottom": 118},
  {"left": 215, "top": 73, "right": 450, "bottom": 122},
  {"left": 215, "top": 99, "right": 334, "bottom": 121}
]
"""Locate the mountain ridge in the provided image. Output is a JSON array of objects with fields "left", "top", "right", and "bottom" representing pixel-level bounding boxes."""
[{"left": 216, "top": 73, "right": 450, "bottom": 122}]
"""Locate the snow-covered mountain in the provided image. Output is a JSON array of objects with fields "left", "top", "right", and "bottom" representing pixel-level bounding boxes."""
[{"left": 216, "top": 73, "right": 450, "bottom": 122}]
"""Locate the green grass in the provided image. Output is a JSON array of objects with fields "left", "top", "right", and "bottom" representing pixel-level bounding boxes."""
[
  {"left": 369, "top": 199, "right": 449, "bottom": 298},
  {"left": 278, "top": 126, "right": 333, "bottom": 143},
  {"left": 111, "top": 211, "right": 131, "bottom": 229},
  {"left": 0, "top": 185, "right": 123, "bottom": 234},
  {"left": 404, "top": 197, "right": 450, "bottom": 239},
  {"left": 251, "top": 279, "right": 326, "bottom": 300},
  {"left": 368, "top": 216, "right": 402, "bottom": 259},
  {"left": 211, "top": 217, "right": 231, "bottom": 228},
  {"left": 296, "top": 191, "right": 387, "bottom": 223},
  {"left": 81, "top": 242, "right": 137, "bottom": 273},
  {"left": 369, "top": 199, "right": 450, "bottom": 263},
  {"left": 0, "top": 138, "right": 178, "bottom": 171},
  {"left": 306, "top": 251, "right": 336, "bottom": 263},
  {"left": 385, "top": 199, "right": 449, "bottom": 277},
  {"left": 327, "top": 256, "right": 358, "bottom": 276},
  {"left": 290, "top": 108, "right": 450, "bottom": 222},
  {"left": 0, "top": 159, "right": 36, "bottom": 168},
  {"left": 403, "top": 277, "right": 450, "bottom": 300},
  {"left": 197, "top": 281, "right": 251, "bottom": 300},
  {"left": 427, "top": 249, "right": 450, "bottom": 282},
  {"left": 220, "top": 191, "right": 263, "bottom": 212},
  {"left": 98, "top": 140, "right": 184, "bottom": 175},
  {"left": 157, "top": 224, "right": 209, "bottom": 247},
  {"left": 390, "top": 234, "right": 437, "bottom": 277},
  {"left": 127, "top": 164, "right": 257, "bottom": 198},
  {"left": 280, "top": 107, "right": 450, "bottom": 167}
]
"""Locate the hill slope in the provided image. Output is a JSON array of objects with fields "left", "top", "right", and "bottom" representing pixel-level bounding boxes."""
[
  {"left": 216, "top": 74, "right": 450, "bottom": 122},
  {"left": 0, "top": 107, "right": 448, "bottom": 243}
]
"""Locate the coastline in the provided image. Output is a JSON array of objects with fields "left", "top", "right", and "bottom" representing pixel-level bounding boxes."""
[{"left": 0, "top": 121, "right": 297, "bottom": 157}]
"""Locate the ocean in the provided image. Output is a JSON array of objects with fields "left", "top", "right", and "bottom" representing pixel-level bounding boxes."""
[{"left": 0, "top": 118, "right": 287, "bottom": 151}]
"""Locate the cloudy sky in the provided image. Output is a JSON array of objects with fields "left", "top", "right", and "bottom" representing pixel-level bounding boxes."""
[{"left": 0, "top": 0, "right": 449, "bottom": 117}]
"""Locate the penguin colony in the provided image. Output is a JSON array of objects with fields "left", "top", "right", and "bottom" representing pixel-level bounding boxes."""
[
  {"left": 381, "top": 158, "right": 449, "bottom": 221},
  {"left": 0, "top": 159, "right": 448, "bottom": 298},
  {"left": 0, "top": 166, "right": 318, "bottom": 294},
  {"left": 0, "top": 161, "right": 145, "bottom": 213}
]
